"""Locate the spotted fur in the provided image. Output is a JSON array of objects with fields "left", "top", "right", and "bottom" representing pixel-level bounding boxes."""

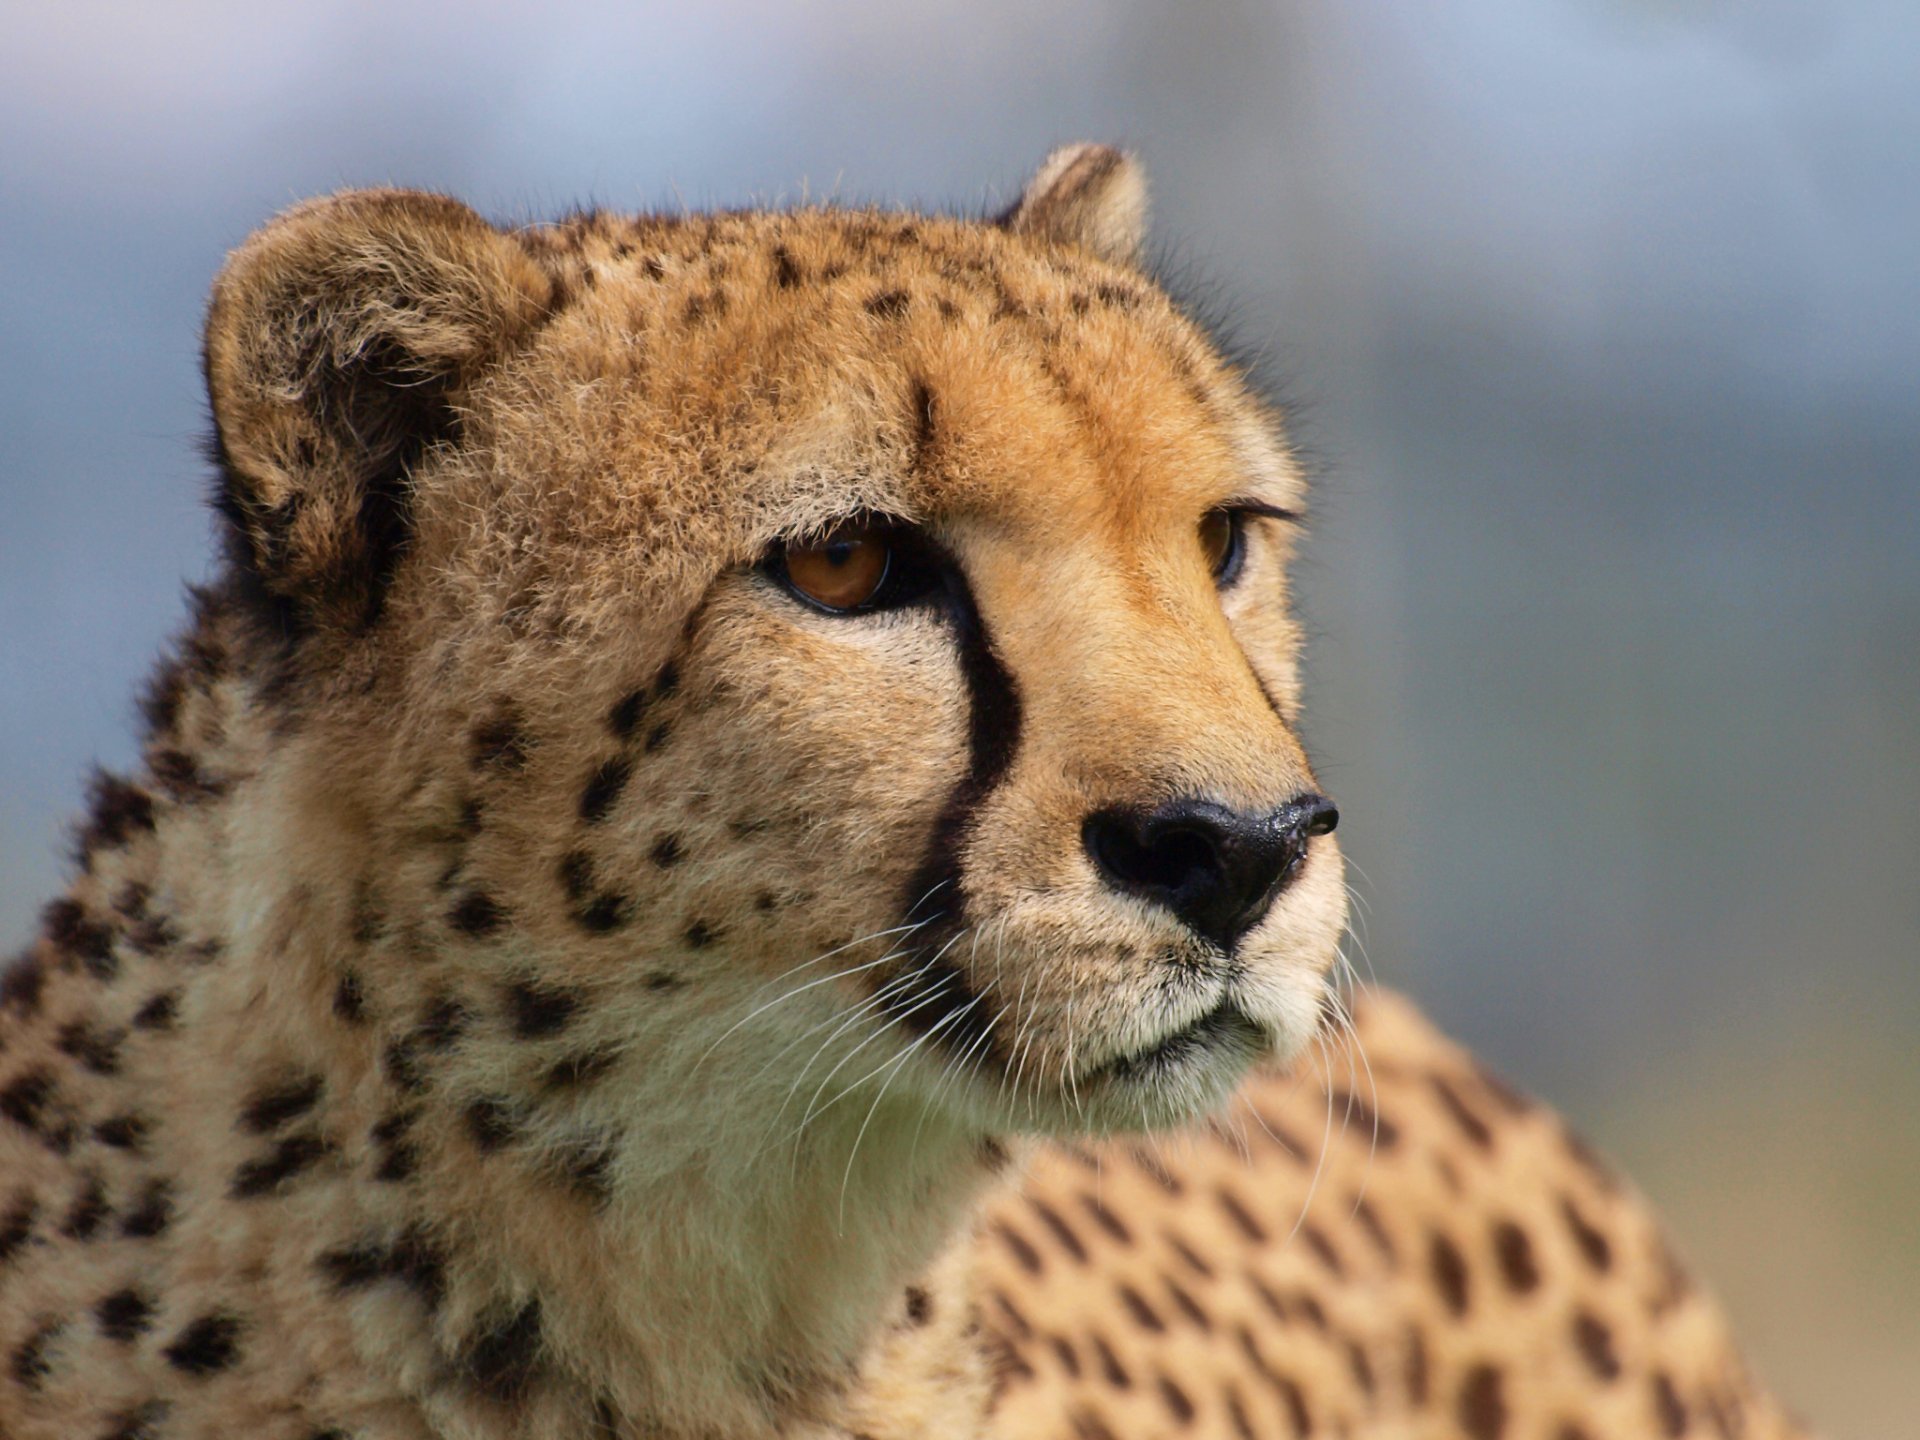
[{"left": 0, "top": 146, "right": 1807, "bottom": 1438}]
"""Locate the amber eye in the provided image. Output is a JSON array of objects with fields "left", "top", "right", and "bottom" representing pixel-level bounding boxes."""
[
  {"left": 1199, "top": 507, "right": 1245, "bottom": 584},
  {"left": 780, "top": 524, "right": 892, "bottom": 611}
]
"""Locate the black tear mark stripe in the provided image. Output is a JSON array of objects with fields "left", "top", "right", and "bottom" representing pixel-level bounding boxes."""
[{"left": 883, "top": 557, "right": 1022, "bottom": 1064}]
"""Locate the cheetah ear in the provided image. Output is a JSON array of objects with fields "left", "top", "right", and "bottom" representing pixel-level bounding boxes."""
[
  {"left": 204, "top": 189, "right": 552, "bottom": 631},
  {"left": 1001, "top": 144, "right": 1149, "bottom": 266}
]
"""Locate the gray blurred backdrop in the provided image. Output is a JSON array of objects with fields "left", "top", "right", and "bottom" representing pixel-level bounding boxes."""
[{"left": 3, "top": 2, "right": 1914, "bottom": 1431}]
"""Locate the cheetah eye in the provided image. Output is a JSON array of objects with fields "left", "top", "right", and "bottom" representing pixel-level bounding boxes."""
[
  {"left": 1200, "top": 507, "right": 1248, "bottom": 587},
  {"left": 766, "top": 519, "right": 943, "bottom": 615}
]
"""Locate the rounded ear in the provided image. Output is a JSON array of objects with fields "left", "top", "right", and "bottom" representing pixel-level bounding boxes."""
[
  {"left": 999, "top": 143, "right": 1149, "bottom": 266},
  {"left": 204, "top": 190, "right": 553, "bottom": 631}
]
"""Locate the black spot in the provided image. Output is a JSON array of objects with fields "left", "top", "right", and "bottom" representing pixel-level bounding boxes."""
[
  {"left": 230, "top": 1131, "right": 333, "bottom": 1198},
  {"left": 643, "top": 971, "right": 683, "bottom": 992},
  {"left": 1216, "top": 1187, "right": 1266, "bottom": 1243},
  {"left": 575, "top": 894, "right": 629, "bottom": 933},
  {"left": 1429, "top": 1229, "right": 1470, "bottom": 1316},
  {"left": 0, "top": 1193, "right": 36, "bottom": 1264},
  {"left": 119, "top": 1179, "right": 172, "bottom": 1238},
  {"left": 1652, "top": 1371, "right": 1689, "bottom": 1436},
  {"left": 43, "top": 898, "right": 116, "bottom": 981},
  {"left": 371, "top": 1109, "right": 419, "bottom": 1182},
  {"left": 471, "top": 712, "right": 528, "bottom": 771},
  {"left": 55, "top": 1018, "right": 124, "bottom": 1075},
  {"left": 1561, "top": 1195, "right": 1613, "bottom": 1271},
  {"left": 132, "top": 989, "right": 180, "bottom": 1030},
  {"left": 578, "top": 758, "right": 631, "bottom": 824},
  {"left": 61, "top": 1173, "right": 111, "bottom": 1239},
  {"left": 754, "top": 891, "right": 777, "bottom": 913},
  {"left": 1118, "top": 1284, "right": 1165, "bottom": 1333},
  {"left": 163, "top": 1312, "right": 242, "bottom": 1374},
  {"left": 1493, "top": 1220, "right": 1539, "bottom": 1293},
  {"left": 465, "top": 1097, "right": 519, "bottom": 1152},
  {"left": 100, "top": 1400, "right": 170, "bottom": 1440},
  {"left": 1458, "top": 1364, "right": 1507, "bottom": 1440},
  {"left": 1572, "top": 1310, "right": 1621, "bottom": 1380},
  {"left": 389, "top": 1226, "right": 448, "bottom": 1309},
  {"left": 772, "top": 245, "right": 802, "bottom": 288},
  {"left": 994, "top": 1222, "right": 1042, "bottom": 1274},
  {"left": 95, "top": 1288, "right": 156, "bottom": 1342},
  {"left": 544, "top": 1050, "right": 618, "bottom": 1089},
  {"left": 1028, "top": 1199, "right": 1088, "bottom": 1263},
  {"left": 11, "top": 1319, "right": 59, "bottom": 1388},
  {"left": 1, "top": 1067, "right": 74, "bottom": 1152},
  {"left": 559, "top": 850, "right": 594, "bottom": 901},
  {"left": 320, "top": 1226, "right": 449, "bottom": 1311},
  {"left": 1328, "top": 1086, "right": 1399, "bottom": 1148},
  {"left": 461, "top": 1298, "right": 543, "bottom": 1401},
  {"left": 383, "top": 1038, "right": 425, "bottom": 1094},
  {"left": 0, "top": 950, "right": 47, "bottom": 1017},
  {"left": 457, "top": 796, "right": 484, "bottom": 834},
  {"left": 643, "top": 720, "right": 672, "bottom": 753},
  {"left": 903, "top": 1285, "right": 933, "bottom": 1327},
  {"left": 651, "top": 659, "right": 680, "bottom": 698},
  {"left": 559, "top": 852, "right": 631, "bottom": 933},
  {"left": 77, "top": 771, "right": 156, "bottom": 860},
  {"left": 1164, "top": 1275, "right": 1211, "bottom": 1331},
  {"left": 1157, "top": 1374, "right": 1195, "bottom": 1424},
  {"left": 318, "top": 1237, "right": 392, "bottom": 1290},
  {"left": 450, "top": 891, "right": 505, "bottom": 938},
  {"left": 649, "top": 834, "right": 684, "bottom": 868},
  {"left": 239, "top": 1073, "right": 324, "bottom": 1133},
  {"left": 1301, "top": 1222, "right": 1345, "bottom": 1277},
  {"left": 683, "top": 922, "right": 717, "bottom": 949},
  {"left": 1431, "top": 1073, "right": 1495, "bottom": 1148},
  {"left": 505, "top": 979, "right": 582, "bottom": 1038},
  {"left": 333, "top": 973, "right": 367, "bottom": 1025},
  {"left": 864, "top": 288, "right": 910, "bottom": 319},
  {"left": 149, "top": 747, "right": 225, "bottom": 802},
  {"left": 608, "top": 689, "right": 647, "bottom": 738}
]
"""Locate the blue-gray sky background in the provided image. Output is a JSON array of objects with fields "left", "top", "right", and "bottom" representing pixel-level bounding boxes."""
[{"left": 3, "top": 3, "right": 1914, "bottom": 1431}]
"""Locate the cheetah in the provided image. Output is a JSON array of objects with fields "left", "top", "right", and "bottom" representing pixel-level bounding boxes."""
[{"left": 0, "top": 145, "right": 1810, "bottom": 1439}]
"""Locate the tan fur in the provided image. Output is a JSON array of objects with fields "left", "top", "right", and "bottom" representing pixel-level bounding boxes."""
[{"left": 0, "top": 151, "right": 1806, "bottom": 1439}]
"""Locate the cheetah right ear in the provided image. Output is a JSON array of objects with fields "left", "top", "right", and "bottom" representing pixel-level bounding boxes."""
[
  {"left": 1001, "top": 144, "right": 1149, "bottom": 267},
  {"left": 204, "top": 190, "right": 552, "bottom": 632}
]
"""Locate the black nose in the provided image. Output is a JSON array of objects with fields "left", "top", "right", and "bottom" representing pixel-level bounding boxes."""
[{"left": 1082, "top": 794, "right": 1338, "bottom": 952}]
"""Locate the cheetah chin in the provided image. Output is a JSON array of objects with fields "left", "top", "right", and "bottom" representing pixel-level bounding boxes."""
[{"left": 1, "top": 145, "right": 1811, "bottom": 1440}]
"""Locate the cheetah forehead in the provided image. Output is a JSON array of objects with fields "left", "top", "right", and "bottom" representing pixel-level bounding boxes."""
[{"left": 488, "top": 207, "right": 1302, "bottom": 569}]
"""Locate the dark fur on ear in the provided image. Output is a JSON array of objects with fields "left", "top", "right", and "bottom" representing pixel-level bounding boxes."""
[
  {"left": 204, "top": 190, "right": 553, "bottom": 634},
  {"left": 1000, "top": 144, "right": 1149, "bottom": 267}
]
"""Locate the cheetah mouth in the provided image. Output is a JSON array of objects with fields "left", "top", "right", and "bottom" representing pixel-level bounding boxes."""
[{"left": 1091, "top": 1000, "right": 1267, "bottom": 1087}]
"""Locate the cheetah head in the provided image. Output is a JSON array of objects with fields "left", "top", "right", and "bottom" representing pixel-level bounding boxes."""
[{"left": 202, "top": 146, "right": 1346, "bottom": 1149}]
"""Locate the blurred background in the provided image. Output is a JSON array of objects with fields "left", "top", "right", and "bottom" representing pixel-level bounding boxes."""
[{"left": 2, "top": 1, "right": 1914, "bottom": 1430}]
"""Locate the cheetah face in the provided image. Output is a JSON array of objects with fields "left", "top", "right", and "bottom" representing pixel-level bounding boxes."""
[{"left": 203, "top": 151, "right": 1346, "bottom": 1145}]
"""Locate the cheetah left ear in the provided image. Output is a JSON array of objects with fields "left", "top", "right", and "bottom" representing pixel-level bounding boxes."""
[
  {"left": 204, "top": 189, "right": 553, "bottom": 633},
  {"left": 1000, "top": 144, "right": 1149, "bottom": 267}
]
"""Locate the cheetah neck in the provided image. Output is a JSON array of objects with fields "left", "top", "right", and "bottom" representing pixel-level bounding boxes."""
[{"left": 16, "top": 626, "right": 1006, "bottom": 1439}]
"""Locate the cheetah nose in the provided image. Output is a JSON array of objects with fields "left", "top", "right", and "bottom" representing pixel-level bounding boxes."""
[{"left": 1082, "top": 795, "right": 1338, "bottom": 953}]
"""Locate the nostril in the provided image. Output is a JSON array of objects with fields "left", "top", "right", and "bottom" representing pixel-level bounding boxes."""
[
  {"left": 1299, "top": 797, "right": 1339, "bottom": 839},
  {"left": 1083, "top": 813, "right": 1216, "bottom": 896}
]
